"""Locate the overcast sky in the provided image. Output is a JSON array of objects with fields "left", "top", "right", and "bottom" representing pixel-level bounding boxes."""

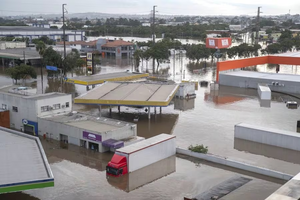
[{"left": 1, "top": 0, "right": 300, "bottom": 16}]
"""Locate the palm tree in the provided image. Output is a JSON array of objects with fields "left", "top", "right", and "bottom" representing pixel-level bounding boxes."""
[{"left": 36, "top": 41, "right": 46, "bottom": 94}]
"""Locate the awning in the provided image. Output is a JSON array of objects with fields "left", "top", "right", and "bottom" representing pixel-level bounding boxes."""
[{"left": 102, "top": 139, "right": 124, "bottom": 149}]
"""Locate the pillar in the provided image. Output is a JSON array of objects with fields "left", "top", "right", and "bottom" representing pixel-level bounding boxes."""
[
  {"left": 109, "top": 106, "right": 112, "bottom": 116},
  {"left": 148, "top": 106, "right": 151, "bottom": 119},
  {"left": 297, "top": 120, "right": 300, "bottom": 133},
  {"left": 86, "top": 86, "right": 90, "bottom": 91},
  {"left": 98, "top": 105, "right": 101, "bottom": 117},
  {"left": 2, "top": 58, "right": 4, "bottom": 70},
  {"left": 118, "top": 106, "right": 120, "bottom": 114},
  {"left": 154, "top": 107, "right": 156, "bottom": 115},
  {"left": 160, "top": 107, "right": 162, "bottom": 114},
  {"left": 92, "top": 85, "right": 95, "bottom": 89}
]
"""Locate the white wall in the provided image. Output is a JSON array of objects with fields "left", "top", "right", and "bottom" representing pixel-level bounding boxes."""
[
  {"left": 235, "top": 123, "right": 300, "bottom": 151},
  {"left": 0, "top": 93, "right": 37, "bottom": 130},
  {"left": 36, "top": 94, "right": 72, "bottom": 117}
]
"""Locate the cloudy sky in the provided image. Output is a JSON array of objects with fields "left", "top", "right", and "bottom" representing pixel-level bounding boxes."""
[{"left": 1, "top": 0, "right": 300, "bottom": 16}]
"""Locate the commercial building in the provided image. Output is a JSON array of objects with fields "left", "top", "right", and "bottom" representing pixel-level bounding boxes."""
[
  {"left": 100, "top": 40, "right": 134, "bottom": 57},
  {"left": 0, "top": 126, "right": 54, "bottom": 194},
  {"left": 38, "top": 112, "right": 137, "bottom": 152},
  {"left": 0, "top": 86, "right": 72, "bottom": 136},
  {"left": 0, "top": 26, "right": 85, "bottom": 42}
]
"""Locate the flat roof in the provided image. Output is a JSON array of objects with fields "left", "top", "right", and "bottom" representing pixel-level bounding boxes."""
[
  {"left": 116, "top": 133, "right": 175, "bottom": 154},
  {"left": 74, "top": 82, "right": 179, "bottom": 107},
  {"left": 65, "top": 72, "right": 149, "bottom": 86},
  {"left": 0, "top": 86, "right": 70, "bottom": 100},
  {"left": 0, "top": 26, "right": 80, "bottom": 32},
  {"left": 40, "top": 112, "right": 134, "bottom": 133},
  {"left": 273, "top": 51, "right": 300, "bottom": 57},
  {"left": 0, "top": 48, "right": 40, "bottom": 60},
  {"left": 0, "top": 127, "right": 54, "bottom": 194},
  {"left": 266, "top": 172, "right": 300, "bottom": 200},
  {"left": 220, "top": 71, "right": 300, "bottom": 83}
]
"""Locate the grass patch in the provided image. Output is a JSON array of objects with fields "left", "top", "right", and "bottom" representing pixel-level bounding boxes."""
[{"left": 188, "top": 144, "right": 208, "bottom": 154}]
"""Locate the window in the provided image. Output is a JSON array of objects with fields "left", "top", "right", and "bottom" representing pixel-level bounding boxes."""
[
  {"left": 41, "top": 106, "right": 49, "bottom": 112},
  {"left": 66, "top": 102, "right": 70, "bottom": 108},
  {"left": 53, "top": 104, "right": 60, "bottom": 110},
  {"left": 2, "top": 104, "right": 7, "bottom": 110},
  {"left": 12, "top": 106, "right": 18, "bottom": 112}
]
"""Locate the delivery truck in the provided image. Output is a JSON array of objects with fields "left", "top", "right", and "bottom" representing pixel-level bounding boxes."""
[{"left": 106, "top": 133, "right": 176, "bottom": 176}]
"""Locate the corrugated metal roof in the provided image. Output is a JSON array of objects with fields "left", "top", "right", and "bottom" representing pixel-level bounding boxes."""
[{"left": 0, "top": 127, "right": 53, "bottom": 188}]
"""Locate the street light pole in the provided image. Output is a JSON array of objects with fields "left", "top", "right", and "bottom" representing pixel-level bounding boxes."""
[{"left": 62, "top": 3, "right": 67, "bottom": 75}]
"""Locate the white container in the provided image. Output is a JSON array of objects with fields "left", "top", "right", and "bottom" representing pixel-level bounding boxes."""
[
  {"left": 115, "top": 134, "right": 176, "bottom": 173},
  {"left": 258, "top": 84, "right": 271, "bottom": 100},
  {"left": 234, "top": 123, "right": 300, "bottom": 151},
  {"left": 176, "top": 83, "right": 195, "bottom": 98}
]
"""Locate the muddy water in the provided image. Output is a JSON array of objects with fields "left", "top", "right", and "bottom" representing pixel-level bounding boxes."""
[
  {"left": 1, "top": 53, "right": 300, "bottom": 199},
  {"left": 20, "top": 141, "right": 280, "bottom": 200}
]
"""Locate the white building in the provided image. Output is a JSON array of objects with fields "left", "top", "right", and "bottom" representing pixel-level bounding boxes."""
[
  {"left": 229, "top": 25, "right": 243, "bottom": 31},
  {"left": 0, "top": 86, "right": 72, "bottom": 136},
  {"left": 38, "top": 113, "right": 138, "bottom": 152},
  {"left": 0, "top": 26, "right": 85, "bottom": 42}
]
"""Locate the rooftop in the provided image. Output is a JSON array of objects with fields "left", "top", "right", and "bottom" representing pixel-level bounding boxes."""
[
  {"left": 220, "top": 71, "right": 300, "bottom": 83},
  {"left": 0, "top": 48, "right": 40, "bottom": 60},
  {"left": 0, "top": 26, "right": 81, "bottom": 33},
  {"left": 0, "top": 127, "right": 54, "bottom": 194},
  {"left": 74, "top": 82, "right": 179, "bottom": 107},
  {"left": 65, "top": 71, "right": 149, "bottom": 86},
  {"left": 57, "top": 40, "right": 97, "bottom": 46},
  {"left": 101, "top": 40, "right": 133, "bottom": 48},
  {"left": 0, "top": 85, "right": 70, "bottom": 100},
  {"left": 117, "top": 133, "right": 175, "bottom": 154},
  {"left": 40, "top": 112, "right": 135, "bottom": 133}
]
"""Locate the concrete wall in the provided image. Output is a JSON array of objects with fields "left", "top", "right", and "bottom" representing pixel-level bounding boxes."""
[
  {"left": 235, "top": 123, "right": 300, "bottom": 152},
  {"left": 177, "top": 148, "right": 293, "bottom": 181},
  {"left": 219, "top": 72, "right": 300, "bottom": 94},
  {"left": 36, "top": 94, "right": 72, "bottom": 117}
]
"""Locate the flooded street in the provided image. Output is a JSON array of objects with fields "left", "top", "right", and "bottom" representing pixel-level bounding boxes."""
[{"left": 1, "top": 36, "right": 300, "bottom": 199}]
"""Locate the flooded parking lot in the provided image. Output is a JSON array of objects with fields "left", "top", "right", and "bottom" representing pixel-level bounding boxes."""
[{"left": 1, "top": 50, "right": 300, "bottom": 199}]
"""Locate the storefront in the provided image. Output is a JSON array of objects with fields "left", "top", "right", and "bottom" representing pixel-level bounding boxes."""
[
  {"left": 83, "top": 131, "right": 102, "bottom": 152},
  {"left": 22, "top": 119, "right": 38, "bottom": 136}
]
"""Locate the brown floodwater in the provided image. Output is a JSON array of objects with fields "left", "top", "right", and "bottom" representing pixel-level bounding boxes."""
[{"left": 1, "top": 54, "right": 300, "bottom": 199}]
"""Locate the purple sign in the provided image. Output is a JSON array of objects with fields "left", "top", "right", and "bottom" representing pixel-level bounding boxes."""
[{"left": 83, "top": 131, "right": 102, "bottom": 142}]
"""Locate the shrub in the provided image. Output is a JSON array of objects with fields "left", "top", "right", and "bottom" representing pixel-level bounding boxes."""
[{"left": 188, "top": 144, "right": 208, "bottom": 154}]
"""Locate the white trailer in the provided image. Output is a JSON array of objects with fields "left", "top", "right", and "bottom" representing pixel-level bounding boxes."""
[{"left": 109, "top": 134, "right": 176, "bottom": 174}]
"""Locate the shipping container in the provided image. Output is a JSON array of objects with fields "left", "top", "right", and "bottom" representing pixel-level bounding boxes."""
[{"left": 106, "top": 134, "right": 176, "bottom": 176}]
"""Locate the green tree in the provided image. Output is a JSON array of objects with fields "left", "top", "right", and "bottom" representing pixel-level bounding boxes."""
[
  {"left": 148, "top": 40, "right": 169, "bottom": 73},
  {"left": 186, "top": 44, "right": 210, "bottom": 62},
  {"left": 6, "top": 64, "right": 37, "bottom": 84},
  {"left": 63, "top": 49, "right": 83, "bottom": 76}
]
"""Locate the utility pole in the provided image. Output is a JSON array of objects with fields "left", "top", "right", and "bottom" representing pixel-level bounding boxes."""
[
  {"left": 152, "top": 5, "right": 157, "bottom": 73},
  {"left": 255, "top": 7, "right": 262, "bottom": 45},
  {"left": 62, "top": 4, "right": 67, "bottom": 75}
]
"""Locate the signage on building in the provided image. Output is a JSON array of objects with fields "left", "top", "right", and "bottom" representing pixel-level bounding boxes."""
[
  {"left": 209, "top": 39, "right": 215, "bottom": 46},
  {"left": 22, "top": 119, "right": 28, "bottom": 125},
  {"left": 206, "top": 37, "right": 232, "bottom": 49},
  {"left": 83, "top": 131, "right": 102, "bottom": 142}
]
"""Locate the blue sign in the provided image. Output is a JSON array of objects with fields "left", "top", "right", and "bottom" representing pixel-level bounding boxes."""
[
  {"left": 22, "top": 119, "right": 38, "bottom": 136},
  {"left": 46, "top": 65, "right": 58, "bottom": 71}
]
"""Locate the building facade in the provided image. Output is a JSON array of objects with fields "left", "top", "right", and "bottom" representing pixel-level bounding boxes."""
[
  {"left": 38, "top": 113, "right": 137, "bottom": 152},
  {"left": 101, "top": 40, "right": 135, "bottom": 57},
  {"left": 0, "top": 86, "right": 72, "bottom": 136}
]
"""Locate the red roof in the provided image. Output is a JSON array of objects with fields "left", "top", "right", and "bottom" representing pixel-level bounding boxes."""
[{"left": 102, "top": 40, "right": 133, "bottom": 48}]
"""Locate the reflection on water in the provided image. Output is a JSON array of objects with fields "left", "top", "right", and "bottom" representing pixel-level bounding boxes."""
[
  {"left": 174, "top": 98, "right": 195, "bottom": 111},
  {"left": 234, "top": 138, "right": 300, "bottom": 165},
  {"left": 107, "top": 156, "right": 176, "bottom": 192}
]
